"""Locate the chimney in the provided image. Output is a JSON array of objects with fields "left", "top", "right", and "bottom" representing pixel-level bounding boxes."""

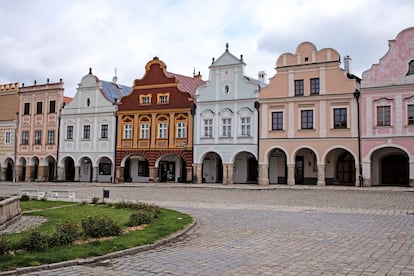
[
  {"left": 194, "top": 71, "right": 202, "bottom": 80},
  {"left": 344, "top": 55, "right": 352, "bottom": 74},
  {"left": 258, "top": 71, "right": 267, "bottom": 84}
]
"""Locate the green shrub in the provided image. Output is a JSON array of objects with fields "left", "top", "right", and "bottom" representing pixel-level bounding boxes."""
[
  {"left": 20, "top": 229, "right": 50, "bottom": 252},
  {"left": 125, "top": 210, "right": 155, "bottom": 227},
  {"left": 20, "top": 194, "right": 30, "bottom": 201},
  {"left": 0, "top": 235, "right": 11, "bottom": 255},
  {"left": 91, "top": 197, "right": 100, "bottom": 204},
  {"left": 49, "top": 222, "right": 79, "bottom": 247},
  {"left": 110, "top": 201, "right": 161, "bottom": 218},
  {"left": 81, "top": 216, "right": 121, "bottom": 238}
]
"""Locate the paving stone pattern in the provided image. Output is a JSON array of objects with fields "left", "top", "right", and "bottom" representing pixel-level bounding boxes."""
[{"left": 1, "top": 183, "right": 413, "bottom": 275}]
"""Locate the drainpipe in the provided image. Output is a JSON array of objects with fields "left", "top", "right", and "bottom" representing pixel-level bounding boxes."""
[
  {"left": 191, "top": 105, "right": 196, "bottom": 183},
  {"left": 254, "top": 84, "right": 261, "bottom": 184},
  {"left": 13, "top": 112, "right": 19, "bottom": 183},
  {"left": 56, "top": 106, "right": 62, "bottom": 182},
  {"left": 112, "top": 98, "right": 118, "bottom": 184},
  {"left": 353, "top": 89, "right": 362, "bottom": 187}
]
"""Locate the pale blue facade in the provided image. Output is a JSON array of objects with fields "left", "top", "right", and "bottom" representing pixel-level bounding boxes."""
[{"left": 193, "top": 45, "right": 266, "bottom": 184}]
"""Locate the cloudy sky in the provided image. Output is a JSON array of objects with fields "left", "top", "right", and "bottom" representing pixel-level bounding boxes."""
[{"left": 1, "top": 0, "right": 413, "bottom": 97}]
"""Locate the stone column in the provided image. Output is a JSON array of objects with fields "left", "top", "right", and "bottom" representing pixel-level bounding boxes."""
[
  {"left": 26, "top": 165, "right": 33, "bottom": 182},
  {"left": 317, "top": 164, "right": 326, "bottom": 186},
  {"left": 258, "top": 164, "right": 269, "bottom": 185},
  {"left": 74, "top": 166, "right": 80, "bottom": 181},
  {"left": 194, "top": 163, "right": 202, "bottom": 184},
  {"left": 186, "top": 167, "right": 192, "bottom": 183},
  {"left": 116, "top": 166, "right": 123, "bottom": 183},
  {"left": 149, "top": 167, "right": 158, "bottom": 182},
  {"left": 409, "top": 161, "right": 414, "bottom": 187},
  {"left": 222, "top": 163, "right": 228, "bottom": 184},
  {"left": 38, "top": 166, "right": 48, "bottom": 182},
  {"left": 57, "top": 166, "right": 65, "bottom": 181},
  {"left": 362, "top": 161, "right": 371, "bottom": 186},
  {"left": 287, "top": 163, "right": 295, "bottom": 185},
  {"left": 227, "top": 164, "right": 234, "bottom": 185},
  {"left": 16, "top": 165, "right": 23, "bottom": 182},
  {"left": 92, "top": 166, "right": 98, "bottom": 182},
  {"left": 0, "top": 167, "right": 5, "bottom": 181}
]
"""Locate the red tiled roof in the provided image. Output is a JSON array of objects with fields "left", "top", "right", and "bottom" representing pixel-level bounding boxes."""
[
  {"left": 167, "top": 72, "right": 205, "bottom": 95},
  {"left": 64, "top": 96, "right": 73, "bottom": 105}
]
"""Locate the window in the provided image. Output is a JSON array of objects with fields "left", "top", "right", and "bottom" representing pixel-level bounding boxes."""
[
  {"left": 101, "top": 124, "right": 108, "bottom": 139},
  {"left": 310, "top": 78, "right": 320, "bottom": 95},
  {"left": 334, "top": 108, "right": 347, "bottom": 129},
  {"left": 140, "top": 123, "right": 149, "bottom": 139},
  {"left": 83, "top": 125, "right": 91, "bottom": 139},
  {"left": 177, "top": 122, "right": 186, "bottom": 138},
  {"left": 408, "top": 60, "right": 414, "bottom": 75},
  {"left": 22, "top": 131, "right": 29, "bottom": 144},
  {"left": 204, "top": 119, "right": 213, "bottom": 137},
  {"left": 222, "top": 118, "right": 231, "bottom": 137},
  {"left": 47, "top": 130, "right": 55, "bottom": 144},
  {"left": 224, "top": 85, "right": 230, "bottom": 94},
  {"left": 295, "top": 80, "right": 304, "bottom": 96},
  {"left": 240, "top": 117, "right": 251, "bottom": 136},
  {"left": 99, "top": 163, "right": 112, "bottom": 175},
  {"left": 24, "top": 103, "right": 30, "bottom": 115},
  {"left": 157, "top": 93, "right": 170, "bottom": 104},
  {"left": 49, "top": 100, "right": 56, "bottom": 113},
  {"left": 377, "top": 106, "right": 391, "bottom": 126},
  {"left": 272, "top": 112, "right": 283, "bottom": 130},
  {"left": 301, "top": 110, "right": 313, "bottom": 129},
  {"left": 158, "top": 123, "right": 167, "bottom": 138},
  {"left": 36, "top": 102, "right": 43, "bottom": 114},
  {"left": 142, "top": 96, "right": 150, "bottom": 105},
  {"left": 87, "top": 98, "right": 90, "bottom": 107},
  {"left": 66, "top": 126, "right": 73, "bottom": 140},
  {"left": 408, "top": 105, "right": 414, "bottom": 125},
  {"left": 34, "top": 130, "right": 42, "bottom": 144},
  {"left": 4, "top": 130, "right": 11, "bottom": 145},
  {"left": 124, "top": 124, "right": 132, "bottom": 139}
]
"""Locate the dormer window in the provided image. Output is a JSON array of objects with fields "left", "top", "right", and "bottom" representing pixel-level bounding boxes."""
[
  {"left": 139, "top": 94, "right": 152, "bottom": 105},
  {"left": 408, "top": 60, "right": 414, "bottom": 75},
  {"left": 157, "top": 93, "right": 169, "bottom": 104}
]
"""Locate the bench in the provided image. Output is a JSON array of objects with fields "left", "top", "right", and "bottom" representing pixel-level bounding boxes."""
[
  {"left": 21, "top": 189, "right": 46, "bottom": 200},
  {"left": 49, "top": 190, "right": 76, "bottom": 201}
]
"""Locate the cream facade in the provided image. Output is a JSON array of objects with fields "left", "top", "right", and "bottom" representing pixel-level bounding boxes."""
[
  {"left": 0, "top": 83, "right": 19, "bottom": 181},
  {"left": 16, "top": 80, "right": 65, "bottom": 182},
  {"left": 258, "top": 42, "right": 361, "bottom": 186},
  {"left": 361, "top": 27, "right": 414, "bottom": 186}
]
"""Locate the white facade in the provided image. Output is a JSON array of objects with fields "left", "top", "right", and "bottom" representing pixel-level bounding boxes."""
[
  {"left": 193, "top": 45, "right": 266, "bottom": 184},
  {"left": 58, "top": 70, "right": 131, "bottom": 182}
]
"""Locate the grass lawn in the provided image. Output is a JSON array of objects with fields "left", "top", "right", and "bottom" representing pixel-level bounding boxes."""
[{"left": 0, "top": 200, "right": 192, "bottom": 271}]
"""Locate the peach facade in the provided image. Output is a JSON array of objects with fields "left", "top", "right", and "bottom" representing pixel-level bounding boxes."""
[
  {"left": 259, "top": 42, "right": 361, "bottom": 186},
  {"left": 0, "top": 83, "right": 19, "bottom": 181},
  {"left": 16, "top": 80, "right": 65, "bottom": 182},
  {"left": 361, "top": 27, "right": 414, "bottom": 186}
]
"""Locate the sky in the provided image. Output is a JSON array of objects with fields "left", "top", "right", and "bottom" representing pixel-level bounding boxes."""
[{"left": 1, "top": 0, "right": 413, "bottom": 97}]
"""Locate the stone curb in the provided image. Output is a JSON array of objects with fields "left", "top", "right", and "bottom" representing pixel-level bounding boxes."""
[{"left": 0, "top": 218, "right": 198, "bottom": 276}]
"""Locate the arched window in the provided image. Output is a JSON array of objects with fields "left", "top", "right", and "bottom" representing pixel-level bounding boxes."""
[{"left": 408, "top": 60, "right": 414, "bottom": 75}]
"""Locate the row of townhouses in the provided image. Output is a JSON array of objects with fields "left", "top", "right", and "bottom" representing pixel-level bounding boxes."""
[{"left": 0, "top": 27, "right": 413, "bottom": 187}]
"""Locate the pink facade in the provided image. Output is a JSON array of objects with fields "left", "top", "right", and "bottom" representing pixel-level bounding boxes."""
[
  {"left": 361, "top": 27, "right": 414, "bottom": 186},
  {"left": 16, "top": 80, "right": 65, "bottom": 182},
  {"left": 258, "top": 42, "right": 360, "bottom": 186}
]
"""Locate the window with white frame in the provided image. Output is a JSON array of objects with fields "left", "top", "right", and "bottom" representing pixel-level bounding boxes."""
[
  {"left": 333, "top": 108, "right": 347, "bottom": 129},
  {"left": 408, "top": 104, "right": 414, "bottom": 125},
  {"left": 140, "top": 123, "right": 149, "bottom": 139},
  {"left": 83, "top": 125, "right": 91, "bottom": 139},
  {"left": 34, "top": 130, "right": 42, "bottom": 144},
  {"left": 22, "top": 131, "right": 29, "bottom": 144},
  {"left": 158, "top": 123, "right": 167, "bottom": 138},
  {"left": 4, "top": 130, "right": 11, "bottom": 144},
  {"left": 203, "top": 119, "right": 213, "bottom": 137},
  {"left": 47, "top": 130, "right": 55, "bottom": 144},
  {"left": 377, "top": 106, "right": 391, "bottom": 126},
  {"left": 301, "top": 110, "right": 313, "bottom": 129},
  {"left": 177, "top": 122, "right": 186, "bottom": 138},
  {"left": 240, "top": 117, "right": 251, "bottom": 136},
  {"left": 272, "top": 112, "right": 283, "bottom": 130},
  {"left": 101, "top": 124, "right": 108, "bottom": 139},
  {"left": 222, "top": 118, "right": 232, "bottom": 137},
  {"left": 124, "top": 124, "right": 132, "bottom": 139},
  {"left": 66, "top": 126, "right": 73, "bottom": 140}
]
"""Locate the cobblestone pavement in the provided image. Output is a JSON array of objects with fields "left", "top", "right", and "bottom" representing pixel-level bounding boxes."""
[{"left": 1, "top": 182, "right": 414, "bottom": 275}]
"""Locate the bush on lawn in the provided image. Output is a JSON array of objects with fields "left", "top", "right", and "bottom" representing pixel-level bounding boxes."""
[
  {"left": 0, "top": 235, "right": 11, "bottom": 255},
  {"left": 81, "top": 215, "right": 121, "bottom": 238},
  {"left": 125, "top": 210, "right": 155, "bottom": 227},
  {"left": 49, "top": 222, "right": 79, "bottom": 247},
  {"left": 20, "top": 229, "right": 50, "bottom": 252}
]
